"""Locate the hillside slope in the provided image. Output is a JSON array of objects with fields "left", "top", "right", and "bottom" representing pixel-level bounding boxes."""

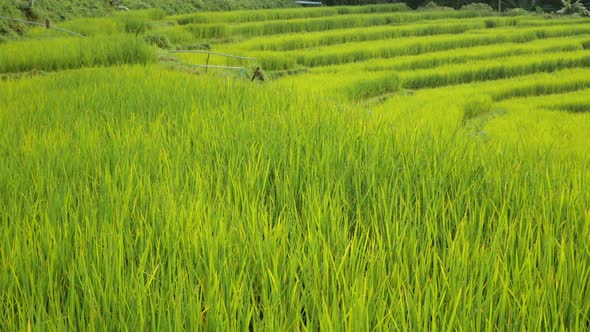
[{"left": 0, "top": 0, "right": 296, "bottom": 38}]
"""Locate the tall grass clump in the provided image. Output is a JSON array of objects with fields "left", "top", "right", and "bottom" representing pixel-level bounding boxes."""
[
  {"left": 462, "top": 95, "right": 493, "bottom": 123},
  {"left": 256, "top": 54, "right": 298, "bottom": 71},
  {"left": 344, "top": 74, "right": 402, "bottom": 101},
  {"left": 114, "top": 9, "right": 167, "bottom": 33},
  {"left": 0, "top": 35, "right": 156, "bottom": 73},
  {"left": 185, "top": 24, "right": 230, "bottom": 39}
]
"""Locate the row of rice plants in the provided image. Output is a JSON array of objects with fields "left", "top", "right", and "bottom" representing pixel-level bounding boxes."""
[
  {"left": 422, "top": 69, "right": 590, "bottom": 112},
  {"left": 400, "top": 68, "right": 590, "bottom": 101},
  {"left": 341, "top": 49, "right": 590, "bottom": 101},
  {"left": 549, "top": 101, "right": 590, "bottom": 113},
  {"left": 306, "top": 36, "right": 587, "bottom": 74},
  {"left": 180, "top": 9, "right": 498, "bottom": 40},
  {"left": 489, "top": 71, "right": 590, "bottom": 100},
  {"left": 2, "top": 66, "right": 589, "bottom": 330},
  {"left": 277, "top": 65, "right": 590, "bottom": 130},
  {"left": 171, "top": 3, "right": 409, "bottom": 25},
  {"left": 367, "top": 38, "right": 586, "bottom": 72},
  {"left": 251, "top": 24, "right": 590, "bottom": 70},
  {"left": 401, "top": 51, "right": 590, "bottom": 89},
  {"left": 485, "top": 89, "right": 590, "bottom": 157},
  {"left": 499, "top": 88, "right": 590, "bottom": 113},
  {"left": 381, "top": 68, "right": 590, "bottom": 114},
  {"left": 268, "top": 63, "right": 590, "bottom": 107},
  {"left": 25, "top": 9, "right": 167, "bottom": 38},
  {"left": 155, "top": 25, "right": 196, "bottom": 45},
  {"left": 236, "top": 16, "right": 587, "bottom": 52},
  {"left": 343, "top": 74, "right": 402, "bottom": 101},
  {"left": 0, "top": 35, "right": 156, "bottom": 73},
  {"left": 361, "top": 70, "right": 590, "bottom": 159}
]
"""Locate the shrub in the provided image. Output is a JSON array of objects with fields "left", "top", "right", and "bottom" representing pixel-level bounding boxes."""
[
  {"left": 460, "top": 3, "right": 495, "bottom": 12},
  {"left": 421, "top": 2, "right": 454, "bottom": 11},
  {"left": 507, "top": 8, "right": 531, "bottom": 16},
  {"left": 557, "top": 0, "right": 590, "bottom": 16},
  {"left": 144, "top": 33, "right": 172, "bottom": 49}
]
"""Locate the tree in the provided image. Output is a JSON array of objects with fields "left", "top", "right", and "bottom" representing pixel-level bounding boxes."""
[{"left": 557, "top": 0, "right": 590, "bottom": 15}]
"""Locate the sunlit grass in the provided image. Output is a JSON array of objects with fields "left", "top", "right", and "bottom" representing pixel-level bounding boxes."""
[
  {"left": 0, "top": 35, "right": 156, "bottom": 73},
  {"left": 1, "top": 5, "right": 590, "bottom": 331}
]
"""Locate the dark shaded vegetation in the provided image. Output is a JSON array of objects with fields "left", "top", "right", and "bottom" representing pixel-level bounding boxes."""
[{"left": 325, "top": 0, "right": 589, "bottom": 11}]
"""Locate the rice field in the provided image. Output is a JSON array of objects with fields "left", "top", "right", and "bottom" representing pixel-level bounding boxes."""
[{"left": 1, "top": 4, "right": 589, "bottom": 331}]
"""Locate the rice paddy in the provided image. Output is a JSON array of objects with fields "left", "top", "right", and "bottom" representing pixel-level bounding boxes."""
[{"left": 1, "top": 4, "right": 589, "bottom": 330}]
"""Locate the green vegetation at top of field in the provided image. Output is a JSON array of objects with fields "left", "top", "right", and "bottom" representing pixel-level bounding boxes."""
[
  {"left": 1, "top": 4, "right": 590, "bottom": 331},
  {"left": 174, "top": 8, "right": 499, "bottom": 40},
  {"left": 0, "top": 0, "right": 297, "bottom": 37},
  {"left": 171, "top": 3, "right": 410, "bottom": 25},
  {"left": 22, "top": 8, "right": 168, "bottom": 38}
]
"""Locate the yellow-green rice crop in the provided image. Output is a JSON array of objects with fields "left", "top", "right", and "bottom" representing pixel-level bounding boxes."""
[
  {"left": 249, "top": 24, "right": 590, "bottom": 69},
  {"left": 0, "top": 35, "right": 156, "bottom": 73},
  {"left": 233, "top": 16, "right": 587, "bottom": 52},
  {"left": 177, "top": 9, "right": 498, "bottom": 41},
  {"left": 2, "top": 65, "right": 590, "bottom": 330},
  {"left": 1, "top": 5, "right": 590, "bottom": 331}
]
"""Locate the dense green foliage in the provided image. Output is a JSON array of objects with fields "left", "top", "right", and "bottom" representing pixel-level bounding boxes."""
[{"left": 1, "top": 4, "right": 590, "bottom": 330}]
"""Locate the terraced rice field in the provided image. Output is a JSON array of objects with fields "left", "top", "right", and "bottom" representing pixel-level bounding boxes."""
[{"left": 1, "top": 4, "right": 590, "bottom": 330}]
